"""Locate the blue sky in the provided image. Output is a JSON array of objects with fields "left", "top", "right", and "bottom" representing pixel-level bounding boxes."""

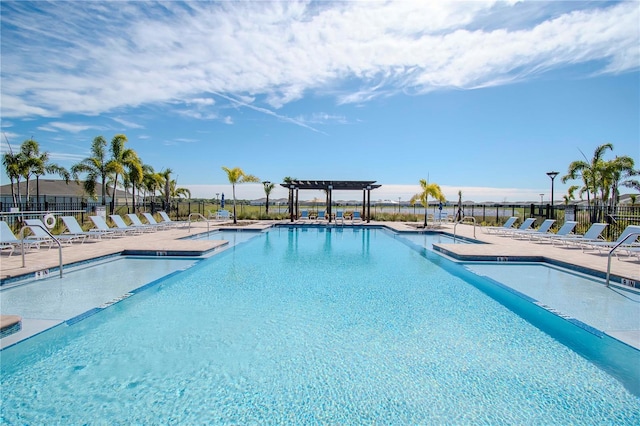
[{"left": 1, "top": 0, "right": 638, "bottom": 203}]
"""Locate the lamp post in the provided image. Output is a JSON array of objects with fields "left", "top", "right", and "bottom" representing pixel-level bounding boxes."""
[
  {"left": 398, "top": 197, "right": 401, "bottom": 214},
  {"left": 216, "top": 193, "right": 219, "bottom": 209},
  {"left": 546, "top": 171, "right": 559, "bottom": 219}
]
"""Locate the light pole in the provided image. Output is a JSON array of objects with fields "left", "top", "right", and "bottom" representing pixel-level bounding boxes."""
[
  {"left": 546, "top": 171, "right": 558, "bottom": 219},
  {"left": 216, "top": 192, "right": 219, "bottom": 209},
  {"left": 398, "top": 197, "right": 401, "bottom": 214}
]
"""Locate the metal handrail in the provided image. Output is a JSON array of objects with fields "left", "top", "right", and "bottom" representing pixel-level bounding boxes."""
[
  {"left": 20, "top": 224, "right": 63, "bottom": 278},
  {"left": 606, "top": 231, "right": 640, "bottom": 287},
  {"left": 453, "top": 216, "right": 476, "bottom": 242},
  {"left": 188, "top": 213, "right": 209, "bottom": 234}
]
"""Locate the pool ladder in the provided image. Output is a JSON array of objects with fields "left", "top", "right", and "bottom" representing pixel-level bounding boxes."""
[
  {"left": 20, "top": 223, "right": 64, "bottom": 278},
  {"left": 453, "top": 216, "right": 476, "bottom": 243},
  {"left": 606, "top": 231, "right": 640, "bottom": 287},
  {"left": 187, "top": 213, "right": 210, "bottom": 234}
]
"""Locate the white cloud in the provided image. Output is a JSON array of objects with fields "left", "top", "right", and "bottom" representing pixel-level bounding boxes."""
[
  {"left": 112, "top": 117, "right": 144, "bottom": 129},
  {"left": 38, "top": 122, "right": 98, "bottom": 133},
  {"left": 1, "top": 1, "right": 637, "bottom": 119}
]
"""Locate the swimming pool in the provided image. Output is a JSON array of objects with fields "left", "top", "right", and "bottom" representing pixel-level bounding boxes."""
[{"left": 1, "top": 227, "right": 638, "bottom": 424}]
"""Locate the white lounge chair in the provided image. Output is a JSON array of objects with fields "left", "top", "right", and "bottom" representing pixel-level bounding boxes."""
[
  {"left": 141, "top": 212, "right": 171, "bottom": 230},
  {"left": 497, "top": 217, "right": 536, "bottom": 236},
  {"left": 316, "top": 211, "right": 326, "bottom": 221},
  {"left": 25, "top": 218, "right": 87, "bottom": 245},
  {"left": 483, "top": 217, "right": 518, "bottom": 234},
  {"left": 158, "top": 211, "right": 187, "bottom": 228},
  {"left": 61, "top": 216, "right": 114, "bottom": 240},
  {"left": 511, "top": 219, "right": 555, "bottom": 240},
  {"left": 334, "top": 211, "right": 344, "bottom": 225},
  {"left": 299, "top": 210, "right": 310, "bottom": 220},
  {"left": 0, "top": 221, "right": 41, "bottom": 254},
  {"left": 215, "top": 210, "right": 232, "bottom": 221},
  {"left": 551, "top": 222, "right": 608, "bottom": 247},
  {"left": 580, "top": 225, "right": 640, "bottom": 255},
  {"left": 126, "top": 213, "right": 159, "bottom": 232},
  {"left": 89, "top": 216, "right": 130, "bottom": 236},
  {"left": 110, "top": 215, "right": 150, "bottom": 234},
  {"left": 531, "top": 221, "right": 578, "bottom": 243}
]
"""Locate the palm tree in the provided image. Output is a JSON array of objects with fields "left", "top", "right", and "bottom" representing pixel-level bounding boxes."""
[
  {"left": 32, "top": 150, "right": 70, "bottom": 209},
  {"left": 604, "top": 155, "right": 636, "bottom": 208},
  {"left": 161, "top": 168, "right": 172, "bottom": 209},
  {"left": 2, "top": 149, "right": 21, "bottom": 207},
  {"left": 410, "top": 178, "right": 445, "bottom": 227},
  {"left": 124, "top": 153, "right": 143, "bottom": 212},
  {"left": 71, "top": 136, "right": 116, "bottom": 206},
  {"left": 562, "top": 143, "right": 612, "bottom": 222},
  {"left": 14, "top": 139, "right": 69, "bottom": 209},
  {"left": 142, "top": 167, "right": 164, "bottom": 205},
  {"left": 107, "top": 134, "right": 137, "bottom": 213},
  {"left": 167, "top": 179, "right": 191, "bottom": 199},
  {"left": 262, "top": 181, "right": 275, "bottom": 215},
  {"left": 221, "top": 166, "right": 260, "bottom": 224}
]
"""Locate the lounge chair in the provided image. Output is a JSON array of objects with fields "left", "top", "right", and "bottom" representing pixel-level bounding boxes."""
[
  {"left": 619, "top": 245, "right": 640, "bottom": 261},
  {"left": 126, "top": 213, "right": 160, "bottom": 232},
  {"left": 550, "top": 222, "right": 608, "bottom": 247},
  {"left": 352, "top": 211, "right": 363, "bottom": 224},
  {"left": 316, "top": 211, "right": 326, "bottom": 221},
  {"left": 334, "top": 211, "right": 344, "bottom": 225},
  {"left": 142, "top": 212, "right": 171, "bottom": 230},
  {"left": 299, "top": 210, "right": 310, "bottom": 220},
  {"left": 511, "top": 219, "right": 555, "bottom": 240},
  {"left": 24, "top": 218, "right": 86, "bottom": 245},
  {"left": 158, "top": 211, "right": 187, "bottom": 228},
  {"left": 110, "top": 215, "right": 150, "bottom": 234},
  {"left": 215, "top": 210, "right": 232, "bottom": 221},
  {"left": 580, "top": 225, "right": 640, "bottom": 255},
  {"left": 0, "top": 221, "right": 41, "bottom": 254},
  {"left": 0, "top": 243, "right": 15, "bottom": 256},
  {"left": 483, "top": 217, "right": 518, "bottom": 234},
  {"left": 531, "top": 221, "right": 578, "bottom": 243},
  {"left": 61, "top": 216, "right": 114, "bottom": 240},
  {"left": 497, "top": 217, "right": 536, "bottom": 236},
  {"left": 90, "top": 215, "right": 131, "bottom": 236}
]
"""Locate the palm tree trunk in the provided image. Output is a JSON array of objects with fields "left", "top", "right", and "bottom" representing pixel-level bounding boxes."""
[{"left": 232, "top": 184, "right": 237, "bottom": 224}]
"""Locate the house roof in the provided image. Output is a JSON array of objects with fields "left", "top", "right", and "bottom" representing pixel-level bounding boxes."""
[{"left": 0, "top": 179, "right": 129, "bottom": 198}]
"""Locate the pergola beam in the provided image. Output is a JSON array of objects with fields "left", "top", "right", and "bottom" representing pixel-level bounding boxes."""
[{"left": 280, "top": 180, "right": 381, "bottom": 223}]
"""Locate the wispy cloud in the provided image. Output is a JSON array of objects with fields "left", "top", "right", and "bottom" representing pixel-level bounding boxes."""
[
  {"left": 1, "top": 0, "right": 637, "bottom": 122},
  {"left": 38, "top": 122, "right": 100, "bottom": 133},
  {"left": 112, "top": 117, "right": 144, "bottom": 129}
]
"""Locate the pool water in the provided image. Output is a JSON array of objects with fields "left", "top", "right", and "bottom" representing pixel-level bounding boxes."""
[{"left": 1, "top": 227, "right": 638, "bottom": 424}]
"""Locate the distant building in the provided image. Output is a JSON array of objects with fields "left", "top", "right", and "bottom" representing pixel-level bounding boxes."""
[{"left": 0, "top": 179, "right": 134, "bottom": 210}]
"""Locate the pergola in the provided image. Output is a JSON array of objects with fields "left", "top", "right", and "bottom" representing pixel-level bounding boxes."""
[{"left": 279, "top": 180, "right": 382, "bottom": 223}]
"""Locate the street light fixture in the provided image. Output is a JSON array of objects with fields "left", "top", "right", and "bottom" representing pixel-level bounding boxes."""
[{"left": 546, "top": 171, "right": 559, "bottom": 219}]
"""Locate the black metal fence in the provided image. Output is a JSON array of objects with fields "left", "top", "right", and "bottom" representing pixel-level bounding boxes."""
[{"left": 1, "top": 199, "right": 638, "bottom": 242}]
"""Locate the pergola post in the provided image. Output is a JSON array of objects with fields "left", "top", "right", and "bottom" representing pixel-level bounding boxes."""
[
  {"left": 366, "top": 185, "right": 371, "bottom": 223},
  {"left": 327, "top": 185, "right": 333, "bottom": 223},
  {"left": 289, "top": 185, "right": 295, "bottom": 222}
]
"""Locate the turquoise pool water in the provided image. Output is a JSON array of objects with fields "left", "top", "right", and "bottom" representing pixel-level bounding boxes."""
[{"left": 1, "top": 227, "right": 638, "bottom": 424}]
